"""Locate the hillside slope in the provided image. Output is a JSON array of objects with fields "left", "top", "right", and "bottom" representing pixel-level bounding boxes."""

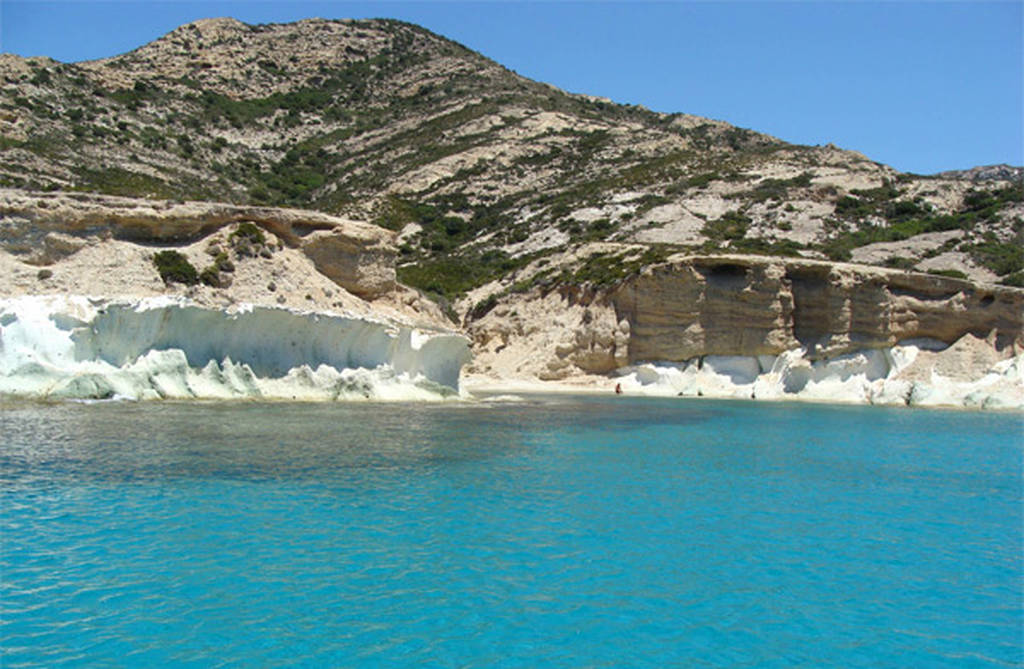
[{"left": 2, "top": 17, "right": 1021, "bottom": 308}]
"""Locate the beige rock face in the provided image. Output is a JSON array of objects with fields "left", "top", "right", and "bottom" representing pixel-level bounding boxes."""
[
  {"left": 466, "top": 287, "right": 629, "bottom": 381},
  {"left": 894, "top": 333, "right": 1006, "bottom": 385},
  {"left": 468, "top": 254, "right": 1023, "bottom": 382},
  {"left": 616, "top": 255, "right": 1023, "bottom": 363},
  {"left": 0, "top": 189, "right": 397, "bottom": 303},
  {"left": 615, "top": 259, "right": 796, "bottom": 361},
  {"left": 0, "top": 189, "right": 460, "bottom": 335},
  {"left": 301, "top": 229, "right": 395, "bottom": 300},
  {"left": 849, "top": 230, "right": 962, "bottom": 265}
]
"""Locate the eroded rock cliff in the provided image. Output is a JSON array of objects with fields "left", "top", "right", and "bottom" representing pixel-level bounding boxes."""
[
  {"left": 0, "top": 189, "right": 399, "bottom": 301},
  {"left": 0, "top": 189, "right": 471, "bottom": 400},
  {"left": 616, "top": 255, "right": 1023, "bottom": 362},
  {"left": 466, "top": 254, "right": 1023, "bottom": 408}
]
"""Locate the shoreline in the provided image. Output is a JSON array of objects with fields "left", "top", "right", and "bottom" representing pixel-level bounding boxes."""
[
  {"left": 462, "top": 375, "right": 1024, "bottom": 414},
  {"left": 461, "top": 348, "right": 1024, "bottom": 413},
  {"left": 2, "top": 295, "right": 1020, "bottom": 412},
  {"left": 2, "top": 374, "right": 1020, "bottom": 414}
]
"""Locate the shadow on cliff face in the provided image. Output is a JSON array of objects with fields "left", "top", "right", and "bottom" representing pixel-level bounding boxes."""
[
  {"left": 786, "top": 265, "right": 838, "bottom": 353},
  {"left": 782, "top": 263, "right": 1024, "bottom": 356},
  {"left": 693, "top": 260, "right": 788, "bottom": 356}
]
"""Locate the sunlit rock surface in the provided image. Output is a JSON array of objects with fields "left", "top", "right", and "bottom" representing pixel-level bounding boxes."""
[
  {"left": 613, "top": 336, "right": 1023, "bottom": 410},
  {"left": 0, "top": 296, "right": 470, "bottom": 401}
]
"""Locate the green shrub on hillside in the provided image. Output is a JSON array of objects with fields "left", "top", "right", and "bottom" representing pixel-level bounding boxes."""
[
  {"left": 926, "top": 268, "right": 968, "bottom": 280},
  {"left": 962, "top": 184, "right": 1023, "bottom": 217},
  {"left": 822, "top": 211, "right": 972, "bottom": 262},
  {"left": 999, "top": 270, "right": 1024, "bottom": 288},
  {"left": 153, "top": 251, "right": 198, "bottom": 285},
  {"left": 683, "top": 171, "right": 720, "bottom": 190},
  {"left": 469, "top": 293, "right": 499, "bottom": 320},
  {"left": 740, "top": 172, "right": 814, "bottom": 203},
  {"left": 30, "top": 68, "right": 52, "bottom": 85},
  {"left": 72, "top": 166, "right": 178, "bottom": 199},
  {"left": 397, "top": 249, "right": 527, "bottom": 302},
  {"left": 969, "top": 240, "right": 1024, "bottom": 276},
  {"left": 570, "top": 246, "right": 672, "bottom": 288},
  {"left": 571, "top": 218, "right": 614, "bottom": 243},
  {"left": 248, "top": 144, "right": 330, "bottom": 204},
  {"left": 230, "top": 222, "right": 266, "bottom": 246},
  {"left": 883, "top": 256, "right": 917, "bottom": 270},
  {"left": 702, "top": 211, "right": 750, "bottom": 242},
  {"left": 199, "top": 266, "right": 222, "bottom": 287},
  {"left": 214, "top": 251, "right": 235, "bottom": 272}
]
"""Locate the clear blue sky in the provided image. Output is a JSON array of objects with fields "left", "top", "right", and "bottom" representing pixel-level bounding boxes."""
[{"left": 2, "top": 1, "right": 1021, "bottom": 174}]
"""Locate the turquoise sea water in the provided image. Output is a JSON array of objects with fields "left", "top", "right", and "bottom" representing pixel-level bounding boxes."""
[{"left": 1, "top": 396, "right": 1021, "bottom": 667}]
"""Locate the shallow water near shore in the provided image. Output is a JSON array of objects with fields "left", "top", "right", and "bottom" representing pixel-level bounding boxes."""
[{"left": 2, "top": 396, "right": 1021, "bottom": 667}]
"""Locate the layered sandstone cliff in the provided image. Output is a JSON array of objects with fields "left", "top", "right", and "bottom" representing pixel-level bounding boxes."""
[
  {"left": 466, "top": 255, "right": 1023, "bottom": 408},
  {"left": 616, "top": 255, "right": 1022, "bottom": 362}
]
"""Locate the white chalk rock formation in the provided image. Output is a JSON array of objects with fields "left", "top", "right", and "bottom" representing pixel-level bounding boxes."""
[
  {"left": 0, "top": 296, "right": 470, "bottom": 401},
  {"left": 614, "top": 335, "right": 1023, "bottom": 410}
]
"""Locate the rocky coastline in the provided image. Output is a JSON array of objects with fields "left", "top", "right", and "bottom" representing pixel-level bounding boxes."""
[{"left": 1, "top": 190, "right": 1020, "bottom": 409}]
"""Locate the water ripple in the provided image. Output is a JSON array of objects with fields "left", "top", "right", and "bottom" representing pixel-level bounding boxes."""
[{"left": 2, "top": 398, "right": 1021, "bottom": 666}]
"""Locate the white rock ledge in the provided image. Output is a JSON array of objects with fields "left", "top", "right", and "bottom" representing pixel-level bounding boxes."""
[
  {"left": 613, "top": 342, "right": 1024, "bottom": 411},
  {"left": 0, "top": 296, "right": 471, "bottom": 401}
]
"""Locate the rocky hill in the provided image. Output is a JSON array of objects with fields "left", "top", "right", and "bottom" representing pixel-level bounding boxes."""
[
  {"left": 3, "top": 18, "right": 1022, "bottom": 298},
  {"left": 1, "top": 17, "right": 1022, "bottom": 407}
]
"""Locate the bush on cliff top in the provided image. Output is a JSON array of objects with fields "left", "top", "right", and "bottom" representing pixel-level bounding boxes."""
[{"left": 926, "top": 268, "right": 968, "bottom": 280}]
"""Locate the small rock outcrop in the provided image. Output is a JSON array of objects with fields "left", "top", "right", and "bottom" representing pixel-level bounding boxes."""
[{"left": 936, "top": 164, "right": 1024, "bottom": 182}]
